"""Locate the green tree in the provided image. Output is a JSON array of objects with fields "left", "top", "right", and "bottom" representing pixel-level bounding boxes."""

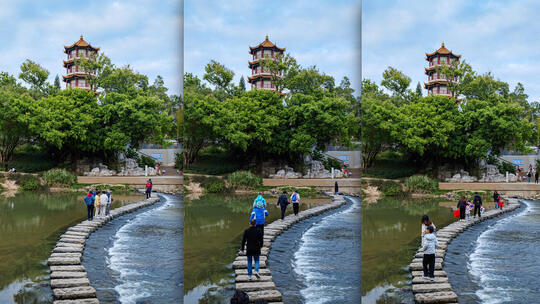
[
  {"left": 260, "top": 53, "right": 300, "bottom": 93},
  {"left": 74, "top": 52, "right": 112, "bottom": 91},
  {"left": 54, "top": 75, "right": 61, "bottom": 90},
  {"left": 0, "top": 89, "right": 33, "bottom": 162},
  {"left": 238, "top": 76, "right": 246, "bottom": 91},
  {"left": 436, "top": 60, "right": 474, "bottom": 99},
  {"left": 203, "top": 60, "right": 235, "bottom": 98},
  {"left": 18, "top": 59, "right": 50, "bottom": 97},
  {"left": 381, "top": 66, "right": 411, "bottom": 101},
  {"left": 416, "top": 82, "right": 423, "bottom": 97}
]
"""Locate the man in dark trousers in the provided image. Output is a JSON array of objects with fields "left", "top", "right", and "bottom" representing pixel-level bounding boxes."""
[
  {"left": 83, "top": 191, "right": 95, "bottom": 221},
  {"left": 473, "top": 192, "right": 482, "bottom": 218},
  {"left": 334, "top": 181, "right": 339, "bottom": 195},
  {"left": 276, "top": 191, "right": 289, "bottom": 220},
  {"left": 240, "top": 219, "right": 263, "bottom": 280}
]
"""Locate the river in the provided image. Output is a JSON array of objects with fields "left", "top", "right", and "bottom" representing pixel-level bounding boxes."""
[{"left": 0, "top": 191, "right": 144, "bottom": 304}]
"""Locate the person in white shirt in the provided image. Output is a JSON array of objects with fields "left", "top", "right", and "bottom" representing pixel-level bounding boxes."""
[
  {"left": 290, "top": 190, "right": 300, "bottom": 216},
  {"left": 99, "top": 191, "right": 109, "bottom": 217}
]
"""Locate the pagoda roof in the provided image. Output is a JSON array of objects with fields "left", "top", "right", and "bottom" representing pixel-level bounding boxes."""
[
  {"left": 64, "top": 35, "right": 100, "bottom": 52},
  {"left": 62, "top": 73, "right": 96, "bottom": 81},
  {"left": 426, "top": 43, "right": 460, "bottom": 59},
  {"left": 247, "top": 74, "right": 273, "bottom": 82},
  {"left": 249, "top": 36, "right": 285, "bottom": 53}
]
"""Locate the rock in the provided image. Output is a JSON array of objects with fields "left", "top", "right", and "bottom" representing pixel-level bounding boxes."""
[
  {"left": 53, "top": 286, "right": 96, "bottom": 300},
  {"left": 50, "top": 266, "right": 85, "bottom": 272},
  {"left": 53, "top": 299, "right": 99, "bottom": 304},
  {"left": 47, "top": 257, "right": 81, "bottom": 266},
  {"left": 412, "top": 277, "right": 449, "bottom": 284},
  {"left": 50, "top": 272, "right": 88, "bottom": 279},
  {"left": 246, "top": 290, "right": 282, "bottom": 302},
  {"left": 235, "top": 275, "right": 273, "bottom": 282},
  {"left": 412, "top": 283, "right": 452, "bottom": 293},
  {"left": 411, "top": 271, "right": 446, "bottom": 277},
  {"left": 235, "top": 281, "right": 276, "bottom": 292},
  {"left": 414, "top": 291, "right": 458, "bottom": 303},
  {"left": 50, "top": 278, "right": 91, "bottom": 288}
]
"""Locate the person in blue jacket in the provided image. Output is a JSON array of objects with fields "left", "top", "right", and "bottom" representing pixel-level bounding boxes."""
[
  {"left": 250, "top": 205, "right": 269, "bottom": 235},
  {"left": 83, "top": 191, "right": 95, "bottom": 220}
]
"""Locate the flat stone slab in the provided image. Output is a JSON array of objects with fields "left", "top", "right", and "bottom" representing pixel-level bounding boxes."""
[
  {"left": 235, "top": 269, "right": 271, "bottom": 276},
  {"left": 53, "top": 247, "right": 84, "bottom": 253},
  {"left": 412, "top": 276, "right": 449, "bottom": 284},
  {"left": 415, "top": 251, "right": 444, "bottom": 258},
  {"left": 235, "top": 281, "right": 276, "bottom": 292},
  {"left": 236, "top": 275, "right": 273, "bottom": 282},
  {"left": 53, "top": 286, "right": 96, "bottom": 300},
  {"left": 55, "top": 243, "right": 84, "bottom": 249},
  {"left": 50, "top": 253, "right": 82, "bottom": 259},
  {"left": 412, "top": 258, "right": 444, "bottom": 265},
  {"left": 50, "top": 278, "right": 91, "bottom": 288},
  {"left": 48, "top": 257, "right": 81, "bottom": 266},
  {"left": 246, "top": 290, "right": 282, "bottom": 302},
  {"left": 53, "top": 299, "right": 100, "bottom": 304},
  {"left": 411, "top": 270, "right": 446, "bottom": 277},
  {"left": 232, "top": 260, "right": 267, "bottom": 269},
  {"left": 50, "top": 265, "right": 85, "bottom": 272},
  {"left": 414, "top": 291, "right": 458, "bottom": 303},
  {"left": 50, "top": 272, "right": 88, "bottom": 279},
  {"left": 62, "top": 232, "right": 89, "bottom": 238},
  {"left": 412, "top": 283, "right": 453, "bottom": 293},
  {"left": 58, "top": 238, "right": 86, "bottom": 244}
]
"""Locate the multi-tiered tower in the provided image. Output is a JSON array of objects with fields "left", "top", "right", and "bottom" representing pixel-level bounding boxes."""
[
  {"left": 248, "top": 36, "right": 285, "bottom": 91},
  {"left": 424, "top": 43, "right": 460, "bottom": 96},
  {"left": 63, "top": 35, "right": 100, "bottom": 89}
]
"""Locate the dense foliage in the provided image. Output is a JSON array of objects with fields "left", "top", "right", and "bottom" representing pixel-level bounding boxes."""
[
  {"left": 362, "top": 63, "right": 535, "bottom": 172},
  {"left": 227, "top": 171, "right": 263, "bottom": 190}
]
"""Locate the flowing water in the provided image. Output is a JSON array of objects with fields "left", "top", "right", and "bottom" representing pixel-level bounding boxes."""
[
  {"left": 183, "top": 193, "right": 329, "bottom": 304},
  {"left": 361, "top": 196, "right": 461, "bottom": 304},
  {"left": 268, "top": 196, "right": 361, "bottom": 304},
  {"left": 82, "top": 193, "right": 183, "bottom": 303},
  {"left": 445, "top": 200, "right": 539, "bottom": 303},
  {"left": 0, "top": 191, "right": 144, "bottom": 304}
]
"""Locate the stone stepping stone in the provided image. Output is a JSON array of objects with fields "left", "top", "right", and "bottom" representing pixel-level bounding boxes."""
[
  {"left": 412, "top": 258, "right": 444, "bottom": 265},
  {"left": 409, "top": 263, "right": 442, "bottom": 271},
  {"left": 50, "top": 278, "right": 90, "bottom": 288},
  {"left": 53, "top": 286, "right": 96, "bottom": 300},
  {"left": 55, "top": 243, "right": 84, "bottom": 250},
  {"left": 412, "top": 276, "right": 449, "bottom": 284},
  {"left": 235, "top": 269, "right": 271, "bottom": 276},
  {"left": 235, "top": 281, "right": 276, "bottom": 292},
  {"left": 246, "top": 290, "right": 282, "bottom": 302},
  {"left": 414, "top": 251, "right": 445, "bottom": 258},
  {"left": 50, "top": 272, "right": 88, "bottom": 279},
  {"left": 50, "top": 265, "right": 85, "bottom": 272},
  {"left": 58, "top": 238, "right": 86, "bottom": 245},
  {"left": 62, "top": 232, "right": 89, "bottom": 238},
  {"left": 67, "top": 227, "right": 92, "bottom": 233},
  {"left": 233, "top": 259, "right": 267, "bottom": 269},
  {"left": 411, "top": 270, "right": 446, "bottom": 277},
  {"left": 53, "top": 299, "right": 99, "bottom": 304},
  {"left": 50, "top": 253, "right": 82, "bottom": 259},
  {"left": 412, "top": 283, "right": 452, "bottom": 293},
  {"left": 48, "top": 257, "right": 81, "bottom": 266},
  {"left": 53, "top": 247, "right": 84, "bottom": 253},
  {"left": 236, "top": 275, "right": 273, "bottom": 282},
  {"left": 414, "top": 291, "right": 458, "bottom": 303},
  {"left": 238, "top": 248, "right": 269, "bottom": 256}
]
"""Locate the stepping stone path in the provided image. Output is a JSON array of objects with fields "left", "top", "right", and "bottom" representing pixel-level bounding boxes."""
[
  {"left": 409, "top": 197, "right": 520, "bottom": 303},
  {"left": 47, "top": 197, "right": 160, "bottom": 304},
  {"left": 232, "top": 194, "right": 347, "bottom": 303}
]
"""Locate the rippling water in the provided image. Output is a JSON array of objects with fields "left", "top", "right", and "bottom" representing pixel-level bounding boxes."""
[
  {"left": 446, "top": 200, "right": 539, "bottom": 303},
  {"left": 269, "top": 196, "right": 361, "bottom": 303},
  {"left": 83, "top": 194, "right": 183, "bottom": 303}
]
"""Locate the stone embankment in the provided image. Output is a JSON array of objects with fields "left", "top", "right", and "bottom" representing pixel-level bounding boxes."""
[
  {"left": 47, "top": 196, "right": 161, "bottom": 304},
  {"left": 232, "top": 194, "right": 347, "bottom": 303},
  {"left": 409, "top": 197, "right": 520, "bottom": 303}
]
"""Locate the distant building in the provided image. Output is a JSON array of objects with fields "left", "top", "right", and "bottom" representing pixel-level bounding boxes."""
[
  {"left": 248, "top": 36, "right": 285, "bottom": 91},
  {"left": 424, "top": 43, "right": 460, "bottom": 96},
  {"left": 63, "top": 35, "right": 100, "bottom": 89}
]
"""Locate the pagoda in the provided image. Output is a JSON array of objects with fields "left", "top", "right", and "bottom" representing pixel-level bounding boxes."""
[
  {"left": 424, "top": 43, "right": 460, "bottom": 96},
  {"left": 63, "top": 35, "right": 100, "bottom": 89},
  {"left": 248, "top": 36, "right": 285, "bottom": 91}
]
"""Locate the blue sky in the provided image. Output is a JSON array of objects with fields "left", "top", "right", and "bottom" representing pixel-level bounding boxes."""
[
  {"left": 0, "top": 0, "right": 182, "bottom": 95},
  {"left": 184, "top": 0, "right": 361, "bottom": 95},
  {"left": 363, "top": 0, "right": 540, "bottom": 102}
]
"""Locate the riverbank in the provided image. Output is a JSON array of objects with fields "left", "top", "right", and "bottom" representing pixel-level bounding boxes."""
[
  {"left": 231, "top": 194, "right": 347, "bottom": 303},
  {"left": 46, "top": 196, "right": 160, "bottom": 303},
  {"left": 409, "top": 197, "right": 520, "bottom": 303}
]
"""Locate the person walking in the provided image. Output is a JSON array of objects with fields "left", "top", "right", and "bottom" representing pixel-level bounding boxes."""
[
  {"left": 99, "top": 191, "right": 108, "bottom": 217},
  {"left": 493, "top": 191, "right": 500, "bottom": 209},
  {"left": 334, "top": 181, "right": 339, "bottom": 195},
  {"left": 240, "top": 219, "right": 263, "bottom": 281},
  {"left": 473, "top": 192, "right": 482, "bottom": 218},
  {"left": 249, "top": 204, "right": 269, "bottom": 235},
  {"left": 457, "top": 196, "right": 467, "bottom": 221},
  {"left": 421, "top": 214, "right": 436, "bottom": 247},
  {"left": 290, "top": 190, "right": 300, "bottom": 216},
  {"left": 276, "top": 191, "right": 289, "bottom": 220},
  {"left": 527, "top": 169, "right": 532, "bottom": 183},
  {"left": 422, "top": 225, "right": 438, "bottom": 280},
  {"left": 145, "top": 180, "right": 152, "bottom": 199},
  {"left": 83, "top": 191, "right": 95, "bottom": 221},
  {"left": 105, "top": 189, "right": 113, "bottom": 216},
  {"left": 253, "top": 193, "right": 266, "bottom": 209}
]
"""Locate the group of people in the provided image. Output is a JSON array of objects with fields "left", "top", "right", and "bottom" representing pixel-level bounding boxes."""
[
  {"left": 456, "top": 192, "right": 484, "bottom": 221},
  {"left": 516, "top": 164, "right": 539, "bottom": 183},
  {"left": 240, "top": 190, "right": 301, "bottom": 282},
  {"left": 83, "top": 189, "right": 114, "bottom": 221}
]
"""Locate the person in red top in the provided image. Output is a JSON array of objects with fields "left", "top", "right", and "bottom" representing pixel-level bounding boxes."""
[{"left": 145, "top": 180, "right": 152, "bottom": 199}]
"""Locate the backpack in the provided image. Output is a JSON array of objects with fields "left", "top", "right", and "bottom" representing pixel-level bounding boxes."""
[
  {"left": 230, "top": 290, "right": 249, "bottom": 304},
  {"left": 292, "top": 193, "right": 297, "bottom": 202}
]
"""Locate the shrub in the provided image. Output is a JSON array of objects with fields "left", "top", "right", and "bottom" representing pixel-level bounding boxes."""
[
  {"left": 137, "top": 155, "right": 156, "bottom": 169},
  {"left": 8, "top": 173, "right": 43, "bottom": 191},
  {"left": 205, "top": 177, "right": 229, "bottom": 193},
  {"left": 497, "top": 161, "right": 516, "bottom": 174},
  {"left": 42, "top": 169, "right": 77, "bottom": 187},
  {"left": 404, "top": 175, "right": 438, "bottom": 193},
  {"left": 323, "top": 157, "right": 342, "bottom": 171},
  {"left": 175, "top": 152, "right": 183, "bottom": 169},
  {"left": 227, "top": 171, "right": 263, "bottom": 190},
  {"left": 379, "top": 181, "right": 403, "bottom": 196}
]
